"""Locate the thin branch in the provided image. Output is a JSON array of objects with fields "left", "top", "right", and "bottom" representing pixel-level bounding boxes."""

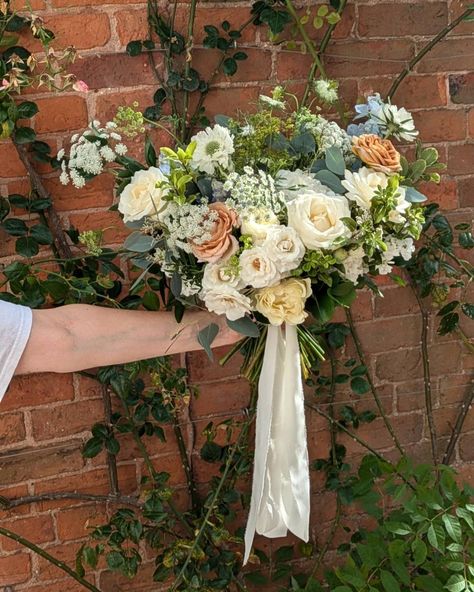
[
  {"left": 387, "top": 7, "right": 474, "bottom": 100},
  {"left": 13, "top": 139, "right": 72, "bottom": 260},
  {"left": 0, "top": 526, "right": 102, "bottom": 592},
  {"left": 101, "top": 384, "right": 119, "bottom": 495},
  {"left": 410, "top": 286, "right": 438, "bottom": 465},
  {"left": 172, "top": 411, "right": 200, "bottom": 512},
  {"left": 345, "top": 309, "right": 406, "bottom": 458},
  {"left": 181, "top": 0, "right": 198, "bottom": 143},
  {"left": 0, "top": 492, "right": 142, "bottom": 509},
  {"left": 443, "top": 386, "right": 474, "bottom": 465}
]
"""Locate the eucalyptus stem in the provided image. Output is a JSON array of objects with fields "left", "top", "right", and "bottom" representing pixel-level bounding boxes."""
[
  {"left": 345, "top": 309, "right": 406, "bottom": 458},
  {"left": 284, "top": 0, "right": 327, "bottom": 79},
  {"left": 181, "top": 0, "right": 198, "bottom": 143},
  {"left": 443, "top": 385, "right": 474, "bottom": 465},
  {"left": 0, "top": 527, "right": 102, "bottom": 592},
  {"left": 410, "top": 286, "right": 438, "bottom": 465},
  {"left": 301, "top": 0, "right": 348, "bottom": 106},
  {"left": 387, "top": 7, "right": 474, "bottom": 100}
]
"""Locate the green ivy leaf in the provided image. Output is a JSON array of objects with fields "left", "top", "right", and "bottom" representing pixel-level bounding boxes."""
[
  {"left": 13, "top": 126, "right": 36, "bottom": 144},
  {"left": 16, "top": 236, "right": 39, "bottom": 258},
  {"left": 126, "top": 40, "right": 142, "bottom": 56},
  {"left": 223, "top": 57, "right": 238, "bottom": 76}
]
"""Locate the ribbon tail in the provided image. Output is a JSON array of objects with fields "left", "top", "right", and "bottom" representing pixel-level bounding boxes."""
[{"left": 243, "top": 324, "right": 310, "bottom": 564}]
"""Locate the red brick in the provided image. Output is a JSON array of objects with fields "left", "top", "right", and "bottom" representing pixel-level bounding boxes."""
[
  {"left": 115, "top": 8, "right": 149, "bottom": 47},
  {"left": 358, "top": 3, "right": 447, "bottom": 38},
  {"left": 0, "top": 553, "right": 31, "bottom": 585},
  {"left": 0, "top": 484, "right": 29, "bottom": 516},
  {"left": 34, "top": 96, "right": 88, "bottom": 134},
  {"left": 43, "top": 174, "right": 115, "bottom": 212},
  {"left": 55, "top": 503, "right": 105, "bottom": 541},
  {"left": 418, "top": 178, "right": 458, "bottom": 210},
  {"left": 67, "top": 210, "right": 129, "bottom": 245},
  {"left": 352, "top": 316, "right": 421, "bottom": 354},
  {"left": 99, "top": 561, "right": 156, "bottom": 592},
  {"left": 459, "top": 432, "right": 474, "bottom": 462},
  {"left": 0, "top": 142, "right": 26, "bottom": 178},
  {"left": 2, "top": 374, "right": 74, "bottom": 412},
  {"left": 0, "top": 514, "right": 55, "bottom": 552},
  {"left": 192, "top": 48, "right": 273, "bottom": 84},
  {"left": 448, "top": 144, "right": 474, "bottom": 176},
  {"left": 450, "top": 73, "right": 474, "bottom": 105},
  {"left": 469, "top": 108, "right": 474, "bottom": 136},
  {"left": 375, "top": 286, "right": 419, "bottom": 318},
  {"left": 94, "top": 87, "right": 155, "bottom": 124},
  {"left": 31, "top": 399, "right": 104, "bottom": 441},
  {"left": 0, "top": 442, "right": 85, "bottom": 485},
  {"left": 199, "top": 85, "right": 261, "bottom": 119},
  {"left": 35, "top": 540, "right": 84, "bottom": 581},
  {"left": 360, "top": 74, "right": 448, "bottom": 109},
  {"left": 448, "top": 0, "right": 474, "bottom": 37},
  {"left": 187, "top": 345, "right": 243, "bottom": 383},
  {"left": 0, "top": 412, "right": 26, "bottom": 447},
  {"left": 70, "top": 53, "right": 159, "bottom": 90},
  {"left": 27, "top": 580, "right": 88, "bottom": 592},
  {"left": 192, "top": 378, "right": 251, "bottom": 417},
  {"left": 458, "top": 176, "right": 474, "bottom": 209},
  {"left": 417, "top": 38, "right": 474, "bottom": 73},
  {"left": 413, "top": 109, "right": 466, "bottom": 143}
]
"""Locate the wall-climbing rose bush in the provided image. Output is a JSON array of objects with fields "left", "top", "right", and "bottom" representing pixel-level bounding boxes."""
[{"left": 0, "top": 0, "right": 473, "bottom": 591}]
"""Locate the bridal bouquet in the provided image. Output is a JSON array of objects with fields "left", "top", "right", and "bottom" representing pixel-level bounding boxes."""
[{"left": 58, "top": 86, "right": 443, "bottom": 562}]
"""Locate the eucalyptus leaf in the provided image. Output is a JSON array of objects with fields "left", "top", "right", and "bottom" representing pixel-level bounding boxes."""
[
  {"left": 197, "top": 323, "right": 219, "bottom": 361},
  {"left": 325, "top": 146, "right": 346, "bottom": 176},
  {"left": 123, "top": 232, "right": 155, "bottom": 253},
  {"left": 227, "top": 316, "right": 260, "bottom": 338},
  {"left": 315, "top": 169, "right": 345, "bottom": 193},
  {"left": 405, "top": 186, "right": 428, "bottom": 203}
]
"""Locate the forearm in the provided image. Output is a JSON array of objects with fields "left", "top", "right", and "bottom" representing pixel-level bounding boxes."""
[{"left": 16, "top": 304, "right": 235, "bottom": 375}]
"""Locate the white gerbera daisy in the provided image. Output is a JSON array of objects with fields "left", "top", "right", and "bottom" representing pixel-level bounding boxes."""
[{"left": 190, "top": 124, "right": 234, "bottom": 175}]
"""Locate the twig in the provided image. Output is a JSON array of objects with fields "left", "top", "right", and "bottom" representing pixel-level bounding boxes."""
[
  {"left": 0, "top": 526, "right": 102, "bottom": 592},
  {"left": 0, "top": 492, "right": 142, "bottom": 509},
  {"left": 181, "top": 0, "right": 198, "bottom": 143},
  {"left": 345, "top": 309, "right": 406, "bottom": 458},
  {"left": 442, "top": 385, "right": 474, "bottom": 465},
  {"left": 410, "top": 286, "right": 438, "bottom": 465},
  {"left": 172, "top": 411, "right": 200, "bottom": 512},
  {"left": 101, "top": 385, "right": 119, "bottom": 495},
  {"left": 387, "top": 7, "right": 474, "bottom": 100},
  {"left": 13, "top": 139, "right": 72, "bottom": 259},
  {"left": 302, "top": 0, "right": 348, "bottom": 106}
]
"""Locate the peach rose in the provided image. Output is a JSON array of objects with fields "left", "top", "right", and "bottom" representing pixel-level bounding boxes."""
[
  {"left": 352, "top": 134, "right": 402, "bottom": 174},
  {"left": 191, "top": 202, "right": 239, "bottom": 263}
]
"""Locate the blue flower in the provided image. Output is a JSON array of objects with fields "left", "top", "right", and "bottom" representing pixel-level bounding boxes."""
[{"left": 347, "top": 121, "right": 381, "bottom": 137}]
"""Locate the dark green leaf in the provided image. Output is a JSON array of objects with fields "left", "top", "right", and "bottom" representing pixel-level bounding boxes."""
[
  {"left": 106, "top": 551, "right": 125, "bottom": 570},
  {"left": 126, "top": 40, "right": 142, "bottom": 56},
  {"left": 351, "top": 376, "right": 370, "bottom": 395},
  {"left": 16, "top": 236, "right": 39, "bottom": 258},
  {"left": 30, "top": 224, "right": 53, "bottom": 245},
  {"left": 16, "top": 101, "right": 39, "bottom": 119},
  {"left": 83, "top": 437, "right": 104, "bottom": 458},
  {"left": 380, "top": 570, "right": 400, "bottom": 592},
  {"left": 233, "top": 51, "right": 248, "bottom": 61},
  {"left": 461, "top": 303, "right": 474, "bottom": 319},
  {"left": 14, "top": 126, "right": 36, "bottom": 144},
  {"left": 223, "top": 57, "right": 238, "bottom": 76},
  {"left": 144, "top": 135, "right": 157, "bottom": 167},
  {"left": 2, "top": 218, "right": 28, "bottom": 236}
]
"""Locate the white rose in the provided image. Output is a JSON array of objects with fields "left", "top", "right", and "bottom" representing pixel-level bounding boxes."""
[
  {"left": 239, "top": 246, "right": 281, "bottom": 288},
  {"left": 240, "top": 208, "right": 280, "bottom": 244},
  {"left": 341, "top": 167, "right": 388, "bottom": 209},
  {"left": 287, "top": 190, "right": 351, "bottom": 251},
  {"left": 263, "top": 226, "right": 305, "bottom": 273},
  {"left": 118, "top": 167, "right": 169, "bottom": 223},
  {"left": 201, "top": 285, "right": 252, "bottom": 321},
  {"left": 202, "top": 261, "right": 243, "bottom": 291},
  {"left": 276, "top": 168, "right": 336, "bottom": 200}
]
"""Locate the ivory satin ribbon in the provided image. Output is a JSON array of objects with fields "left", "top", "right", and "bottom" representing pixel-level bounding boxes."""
[{"left": 243, "top": 323, "right": 310, "bottom": 564}]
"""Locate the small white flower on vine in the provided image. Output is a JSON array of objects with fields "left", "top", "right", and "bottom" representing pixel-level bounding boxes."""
[
  {"left": 314, "top": 79, "right": 339, "bottom": 104},
  {"left": 115, "top": 143, "right": 128, "bottom": 156},
  {"left": 190, "top": 124, "right": 234, "bottom": 175}
]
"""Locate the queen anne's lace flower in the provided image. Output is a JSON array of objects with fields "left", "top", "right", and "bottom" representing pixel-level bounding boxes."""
[{"left": 190, "top": 124, "right": 234, "bottom": 175}]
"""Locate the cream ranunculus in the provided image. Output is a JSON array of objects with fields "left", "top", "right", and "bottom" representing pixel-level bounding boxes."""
[
  {"left": 239, "top": 246, "right": 280, "bottom": 288},
  {"left": 240, "top": 208, "right": 280, "bottom": 244},
  {"left": 201, "top": 285, "right": 251, "bottom": 321},
  {"left": 341, "top": 167, "right": 388, "bottom": 209},
  {"left": 287, "top": 190, "right": 351, "bottom": 250},
  {"left": 202, "top": 261, "right": 243, "bottom": 291},
  {"left": 263, "top": 225, "right": 305, "bottom": 273},
  {"left": 118, "top": 167, "right": 169, "bottom": 223},
  {"left": 254, "top": 277, "right": 312, "bottom": 326}
]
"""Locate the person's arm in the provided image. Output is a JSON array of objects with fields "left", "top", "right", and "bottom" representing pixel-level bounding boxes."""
[{"left": 15, "top": 304, "right": 240, "bottom": 376}]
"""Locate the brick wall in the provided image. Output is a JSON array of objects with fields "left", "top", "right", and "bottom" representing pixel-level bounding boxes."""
[{"left": 0, "top": 1, "right": 473, "bottom": 590}]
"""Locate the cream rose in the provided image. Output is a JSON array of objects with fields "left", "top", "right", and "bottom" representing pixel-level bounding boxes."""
[
  {"left": 287, "top": 190, "right": 351, "bottom": 251},
  {"left": 201, "top": 285, "right": 251, "bottom": 321},
  {"left": 202, "top": 261, "right": 243, "bottom": 291},
  {"left": 118, "top": 167, "right": 169, "bottom": 223},
  {"left": 239, "top": 247, "right": 280, "bottom": 288},
  {"left": 240, "top": 208, "right": 280, "bottom": 244},
  {"left": 263, "top": 226, "right": 305, "bottom": 273},
  {"left": 341, "top": 167, "right": 388, "bottom": 210},
  {"left": 254, "top": 277, "right": 312, "bottom": 326}
]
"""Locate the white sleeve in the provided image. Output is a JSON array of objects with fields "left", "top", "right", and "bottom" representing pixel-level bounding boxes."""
[{"left": 0, "top": 300, "right": 33, "bottom": 401}]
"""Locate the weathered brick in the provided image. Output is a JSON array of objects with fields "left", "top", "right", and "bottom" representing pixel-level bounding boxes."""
[
  {"left": 0, "top": 142, "right": 26, "bottom": 178},
  {"left": 352, "top": 316, "right": 422, "bottom": 354},
  {"left": 450, "top": 73, "right": 474, "bottom": 104},
  {"left": 418, "top": 178, "right": 458, "bottom": 210},
  {"left": 375, "top": 286, "right": 419, "bottom": 318},
  {"left": 0, "top": 514, "right": 55, "bottom": 552},
  {"left": 412, "top": 109, "right": 466, "bottom": 143},
  {"left": 360, "top": 74, "right": 448, "bottom": 109},
  {"left": 55, "top": 503, "right": 105, "bottom": 541},
  {"left": 448, "top": 144, "right": 474, "bottom": 176},
  {"left": 0, "top": 412, "right": 26, "bottom": 447},
  {"left": 2, "top": 374, "right": 74, "bottom": 412},
  {"left": 31, "top": 399, "right": 104, "bottom": 441},
  {"left": 0, "top": 553, "right": 31, "bottom": 585},
  {"left": 34, "top": 96, "right": 88, "bottom": 134},
  {"left": 358, "top": 3, "right": 447, "bottom": 38},
  {"left": 417, "top": 38, "right": 474, "bottom": 73},
  {"left": 458, "top": 176, "right": 474, "bottom": 209}
]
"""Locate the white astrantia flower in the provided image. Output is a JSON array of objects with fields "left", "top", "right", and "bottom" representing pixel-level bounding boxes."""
[
  {"left": 202, "top": 261, "right": 243, "bottom": 292},
  {"left": 114, "top": 143, "right": 128, "bottom": 156},
  {"left": 287, "top": 190, "right": 351, "bottom": 251},
  {"left": 181, "top": 279, "right": 201, "bottom": 297},
  {"left": 314, "top": 79, "right": 339, "bottom": 104},
  {"left": 239, "top": 246, "right": 281, "bottom": 288},
  {"left": 118, "top": 166, "right": 169, "bottom": 223},
  {"left": 378, "top": 236, "right": 415, "bottom": 275},
  {"left": 190, "top": 124, "right": 234, "bottom": 175},
  {"left": 371, "top": 103, "right": 418, "bottom": 143},
  {"left": 263, "top": 226, "right": 305, "bottom": 273},
  {"left": 201, "top": 285, "right": 252, "bottom": 321},
  {"left": 240, "top": 207, "right": 280, "bottom": 244},
  {"left": 342, "top": 167, "right": 388, "bottom": 210},
  {"left": 276, "top": 169, "right": 336, "bottom": 200},
  {"left": 341, "top": 246, "right": 367, "bottom": 284}
]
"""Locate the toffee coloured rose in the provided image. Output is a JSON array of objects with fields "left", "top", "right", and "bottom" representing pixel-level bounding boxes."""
[
  {"left": 190, "top": 202, "right": 239, "bottom": 263},
  {"left": 351, "top": 134, "right": 401, "bottom": 174}
]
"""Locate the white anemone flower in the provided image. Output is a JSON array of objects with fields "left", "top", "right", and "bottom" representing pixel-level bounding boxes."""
[
  {"left": 371, "top": 104, "right": 418, "bottom": 143},
  {"left": 190, "top": 124, "right": 234, "bottom": 175}
]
